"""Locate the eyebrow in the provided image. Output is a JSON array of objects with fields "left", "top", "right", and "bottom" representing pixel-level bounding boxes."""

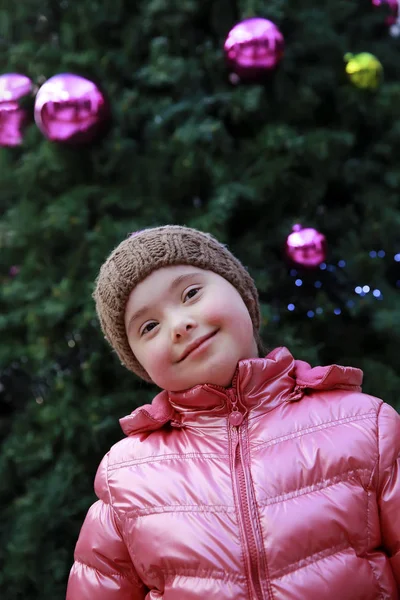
[{"left": 127, "top": 271, "right": 204, "bottom": 331}]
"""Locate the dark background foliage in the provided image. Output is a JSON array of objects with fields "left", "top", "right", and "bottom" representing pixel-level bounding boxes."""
[{"left": 0, "top": 0, "right": 399, "bottom": 597}]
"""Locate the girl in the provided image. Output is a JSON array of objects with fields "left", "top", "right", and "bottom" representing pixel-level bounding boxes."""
[{"left": 67, "top": 225, "right": 400, "bottom": 600}]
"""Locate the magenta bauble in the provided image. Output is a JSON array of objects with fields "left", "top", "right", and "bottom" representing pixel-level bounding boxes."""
[
  {"left": 372, "top": 0, "right": 399, "bottom": 25},
  {"left": 224, "top": 18, "right": 284, "bottom": 82},
  {"left": 285, "top": 225, "right": 327, "bottom": 268},
  {"left": 34, "top": 74, "right": 110, "bottom": 144},
  {"left": 0, "top": 74, "right": 32, "bottom": 147},
  {"left": 9, "top": 265, "right": 20, "bottom": 277}
]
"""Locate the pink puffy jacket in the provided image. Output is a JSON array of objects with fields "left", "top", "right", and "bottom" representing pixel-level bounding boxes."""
[{"left": 67, "top": 347, "right": 400, "bottom": 600}]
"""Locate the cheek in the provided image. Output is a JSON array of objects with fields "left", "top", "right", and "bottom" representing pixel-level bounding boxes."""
[
  {"left": 137, "top": 337, "right": 170, "bottom": 373},
  {"left": 207, "top": 295, "right": 251, "bottom": 326},
  {"left": 203, "top": 296, "right": 253, "bottom": 340},
  {"left": 201, "top": 295, "right": 232, "bottom": 323}
]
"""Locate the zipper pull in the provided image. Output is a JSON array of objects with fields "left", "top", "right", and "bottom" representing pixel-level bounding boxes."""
[
  {"left": 229, "top": 412, "right": 244, "bottom": 427},
  {"left": 227, "top": 389, "right": 244, "bottom": 427}
]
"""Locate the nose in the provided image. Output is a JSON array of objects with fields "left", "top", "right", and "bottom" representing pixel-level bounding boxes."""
[{"left": 171, "top": 315, "right": 197, "bottom": 341}]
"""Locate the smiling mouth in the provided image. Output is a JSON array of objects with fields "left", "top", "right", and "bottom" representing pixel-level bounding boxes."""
[{"left": 178, "top": 330, "right": 219, "bottom": 363}]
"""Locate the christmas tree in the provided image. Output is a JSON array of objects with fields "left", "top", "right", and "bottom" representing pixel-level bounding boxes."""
[{"left": 1, "top": 0, "right": 400, "bottom": 597}]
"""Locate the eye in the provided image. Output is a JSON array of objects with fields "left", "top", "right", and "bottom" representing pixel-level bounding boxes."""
[
  {"left": 184, "top": 287, "right": 200, "bottom": 302},
  {"left": 140, "top": 321, "right": 158, "bottom": 336}
]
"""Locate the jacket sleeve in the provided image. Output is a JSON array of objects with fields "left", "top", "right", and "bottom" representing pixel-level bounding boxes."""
[
  {"left": 377, "top": 402, "right": 400, "bottom": 587},
  {"left": 66, "top": 453, "right": 148, "bottom": 600}
]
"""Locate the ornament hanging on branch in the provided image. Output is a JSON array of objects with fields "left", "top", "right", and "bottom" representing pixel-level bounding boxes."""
[
  {"left": 0, "top": 74, "right": 33, "bottom": 147},
  {"left": 344, "top": 53, "right": 383, "bottom": 90},
  {"left": 34, "top": 74, "right": 110, "bottom": 144},
  {"left": 224, "top": 17, "right": 284, "bottom": 83},
  {"left": 285, "top": 224, "right": 327, "bottom": 269},
  {"left": 371, "top": 0, "right": 399, "bottom": 25},
  {"left": 9, "top": 266, "right": 20, "bottom": 277}
]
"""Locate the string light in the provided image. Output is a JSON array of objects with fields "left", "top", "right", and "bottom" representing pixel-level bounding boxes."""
[{"left": 283, "top": 246, "right": 399, "bottom": 319}]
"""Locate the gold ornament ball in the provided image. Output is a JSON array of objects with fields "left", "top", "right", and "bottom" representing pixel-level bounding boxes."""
[{"left": 344, "top": 52, "right": 383, "bottom": 90}]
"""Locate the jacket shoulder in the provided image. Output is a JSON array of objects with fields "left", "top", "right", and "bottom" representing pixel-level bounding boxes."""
[
  {"left": 295, "top": 388, "right": 385, "bottom": 432},
  {"left": 337, "top": 390, "right": 383, "bottom": 412},
  {"left": 308, "top": 388, "right": 383, "bottom": 414},
  {"left": 106, "top": 433, "right": 148, "bottom": 469},
  {"left": 93, "top": 435, "right": 150, "bottom": 507},
  {"left": 104, "top": 426, "right": 175, "bottom": 471}
]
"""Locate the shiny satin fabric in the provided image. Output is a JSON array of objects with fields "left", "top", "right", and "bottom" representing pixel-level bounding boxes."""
[{"left": 66, "top": 347, "right": 400, "bottom": 599}]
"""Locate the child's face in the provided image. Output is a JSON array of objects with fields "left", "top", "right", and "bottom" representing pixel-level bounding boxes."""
[{"left": 124, "top": 265, "right": 258, "bottom": 391}]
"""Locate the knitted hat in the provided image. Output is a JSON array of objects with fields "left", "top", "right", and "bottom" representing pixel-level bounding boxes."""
[{"left": 93, "top": 225, "right": 261, "bottom": 382}]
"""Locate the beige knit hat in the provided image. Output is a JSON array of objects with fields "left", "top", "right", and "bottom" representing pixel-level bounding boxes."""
[{"left": 93, "top": 225, "right": 261, "bottom": 382}]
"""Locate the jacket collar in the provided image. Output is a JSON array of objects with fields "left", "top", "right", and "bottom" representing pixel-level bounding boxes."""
[{"left": 120, "top": 347, "right": 363, "bottom": 435}]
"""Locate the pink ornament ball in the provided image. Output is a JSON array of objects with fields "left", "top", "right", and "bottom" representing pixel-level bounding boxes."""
[
  {"left": 34, "top": 74, "right": 110, "bottom": 144},
  {"left": 224, "top": 17, "right": 284, "bottom": 82},
  {"left": 372, "top": 0, "right": 399, "bottom": 25},
  {"left": 9, "top": 265, "right": 20, "bottom": 277},
  {"left": 285, "top": 224, "right": 327, "bottom": 269},
  {"left": 0, "top": 73, "right": 32, "bottom": 147}
]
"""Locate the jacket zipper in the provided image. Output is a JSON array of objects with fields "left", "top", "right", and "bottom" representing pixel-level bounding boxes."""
[{"left": 227, "top": 388, "right": 270, "bottom": 600}]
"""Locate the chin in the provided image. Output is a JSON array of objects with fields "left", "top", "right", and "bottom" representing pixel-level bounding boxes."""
[
  {"left": 162, "top": 353, "right": 241, "bottom": 391},
  {"left": 205, "top": 361, "right": 237, "bottom": 388}
]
